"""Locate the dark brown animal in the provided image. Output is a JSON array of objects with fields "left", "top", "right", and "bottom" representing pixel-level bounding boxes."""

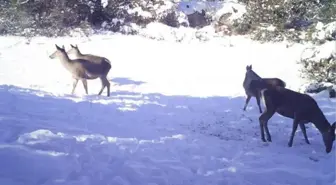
[
  {"left": 243, "top": 65, "right": 286, "bottom": 113},
  {"left": 251, "top": 79, "right": 336, "bottom": 153}
]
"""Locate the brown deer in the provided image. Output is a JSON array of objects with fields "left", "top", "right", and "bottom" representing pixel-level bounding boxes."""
[
  {"left": 243, "top": 65, "right": 286, "bottom": 113},
  {"left": 250, "top": 79, "right": 336, "bottom": 153},
  {"left": 66, "top": 44, "right": 112, "bottom": 96},
  {"left": 49, "top": 44, "right": 111, "bottom": 96}
]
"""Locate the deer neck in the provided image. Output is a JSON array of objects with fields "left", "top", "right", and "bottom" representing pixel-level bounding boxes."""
[
  {"left": 75, "top": 51, "right": 84, "bottom": 58},
  {"left": 244, "top": 71, "right": 260, "bottom": 88},
  {"left": 312, "top": 110, "right": 331, "bottom": 134},
  {"left": 249, "top": 70, "right": 261, "bottom": 79},
  {"left": 243, "top": 75, "right": 250, "bottom": 85},
  {"left": 58, "top": 53, "right": 73, "bottom": 68}
]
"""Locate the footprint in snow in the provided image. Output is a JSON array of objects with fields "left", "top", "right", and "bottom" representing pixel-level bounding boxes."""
[{"left": 309, "top": 156, "right": 319, "bottom": 162}]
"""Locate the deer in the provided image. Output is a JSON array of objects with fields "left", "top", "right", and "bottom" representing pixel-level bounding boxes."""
[
  {"left": 250, "top": 79, "right": 336, "bottom": 153},
  {"left": 49, "top": 44, "right": 111, "bottom": 96},
  {"left": 243, "top": 64, "right": 286, "bottom": 113},
  {"left": 66, "top": 44, "right": 112, "bottom": 96}
]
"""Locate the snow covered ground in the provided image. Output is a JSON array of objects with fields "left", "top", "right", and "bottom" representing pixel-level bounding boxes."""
[{"left": 0, "top": 34, "right": 335, "bottom": 185}]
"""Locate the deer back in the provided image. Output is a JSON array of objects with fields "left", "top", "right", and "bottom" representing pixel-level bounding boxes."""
[
  {"left": 263, "top": 78, "right": 286, "bottom": 88},
  {"left": 261, "top": 85, "right": 329, "bottom": 125},
  {"left": 73, "top": 58, "right": 110, "bottom": 77},
  {"left": 80, "top": 54, "right": 106, "bottom": 64}
]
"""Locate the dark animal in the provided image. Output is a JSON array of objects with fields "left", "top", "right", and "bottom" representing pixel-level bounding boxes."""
[
  {"left": 243, "top": 65, "right": 286, "bottom": 113},
  {"left": 250, "top": 79, "right": 336, "bottom": 153}
]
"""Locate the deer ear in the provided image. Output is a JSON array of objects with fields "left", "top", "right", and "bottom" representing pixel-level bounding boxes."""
[
  {"left": 70, "top": 44, "right": 74, "bottom": 48},
  {"left": 62, "top": 45, "right": 65, "bottom": 49},
  {"left": 332, "top": 122, "right": 336, "bottom": 131},
  {"left": 55, "top": 44, "right": 60, "bottom": 50},
  {"left": 76, "top": 44, "right": 78, "bottom": 48}
]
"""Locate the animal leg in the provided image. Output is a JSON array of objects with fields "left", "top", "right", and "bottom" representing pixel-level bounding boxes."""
[
  {"left": 264, "top": 120, "right": 272, "bottom": 142},
  {"left": 105, "top": 77, "right": 110, "bottom": 97},
  {"left": 98, "top": 77, "right": 106, "bottom": 95},
  {"left": 71, "top": 78, "right": 79, "bottom": 95},
  {"left": 259, "top": 109, "right": 275, "bottom": 142},
  {"left": 255, "top": 92, "right": 263, "bottom": 113},
  {"left": 243, "top": 95, "right": 251, "bottom": 111},
  {"left": 299, "top": 123, "right": 310, "bottom": 144},
  {"left": 288, "top": 118, "right": 299, "bottom": 147},
  {"left": 98, "top": 77, "right": 110, "bottom": 96},
  {"left": 81, "top": 79, "right": 88, "bottom": 95}
]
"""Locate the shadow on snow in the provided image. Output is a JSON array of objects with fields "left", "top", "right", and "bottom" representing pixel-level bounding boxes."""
[
  {"left": 110, "top": 77, "right": 146, "bottom": 86},
  {"left": 0, "top": 79, "right": 334, "bottom": 185}
]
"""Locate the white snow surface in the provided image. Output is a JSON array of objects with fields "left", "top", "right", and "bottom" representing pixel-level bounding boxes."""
[
  {"left": 312, "top": 21, "right": 336, "bottom": 41},
  {"left": 0, "top": 34, "right": 335, "bottom": 185},
  {"left": 178, "top": 0, "right": 246, "bottom": 20}
]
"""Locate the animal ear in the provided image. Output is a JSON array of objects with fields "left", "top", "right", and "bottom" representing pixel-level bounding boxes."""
[
  {"left": 55, "top": 44, "right": 60, "bottom": 50},
  {"left": 70, "top": 44, "right": 74, "bottom": 48},
  {"left": 249, "top": 65, "right": 252, "bottom": 69},
  {"left": 332, "top": 122, "right": 336, "bottom": 131},
  {"left": 62, "top": 45, "right": 65, "bottom": 49},
  {"left": 75, "top": 44, "right": 78, "bottom": 48}
]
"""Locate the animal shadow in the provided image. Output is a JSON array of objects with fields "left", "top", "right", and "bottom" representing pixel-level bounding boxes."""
[{"left": 111, "top": 77, "right": 146, "bottom": 86}]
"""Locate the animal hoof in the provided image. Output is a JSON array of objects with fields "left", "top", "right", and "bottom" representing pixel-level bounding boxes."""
[
  {"left": 288, "top": 143, "right": 293, "bottom": 147},
  {"left": 267, "top": 138, "right": 272, "bottom": 142},
  {"left": 262, "top": 138, "right": 267, "bottom": 142}
]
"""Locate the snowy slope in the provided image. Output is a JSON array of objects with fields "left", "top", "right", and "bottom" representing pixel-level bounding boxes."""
[{"left": 0, "top": 34, "right": 335, "bottom": 185}]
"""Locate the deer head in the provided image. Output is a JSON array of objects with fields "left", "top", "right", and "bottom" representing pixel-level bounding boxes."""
[
  {"left": 246, "top": 65, "right": 252, "bottom": 71},
  {"left": 49, "top": 44, "right": 66, "bottom": 59},
  {"left": 67, "top": 44, "right": 81, "bottom": 56}
]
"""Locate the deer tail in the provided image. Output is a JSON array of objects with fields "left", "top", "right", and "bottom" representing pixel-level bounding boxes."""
[
  {"left": 103, "top": 58, "right": 112, "bottom": 75},
  {"left": 281, "top": 79, "right": 286, "bottom": 88},
  {"left": 103, "top": 58, "right": 111, "bottom": 65}
]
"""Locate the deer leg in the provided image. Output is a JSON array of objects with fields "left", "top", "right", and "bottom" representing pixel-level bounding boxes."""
[
  {"left": 71, "top": 78, "right": 79, "bottom": 95},
  {"left": 259, "top": 109, "right": 275, "bottom": 142},
  {"left": 243, "top": 95, "right": 251, "bottom": 111},
  {"left": 99, "top": 76, "right": 110, "bottom": 97},
  {"left": 255, "top": 92, "right": 263, "bottom": 113},
  {"left": 104, "top": 77, "right": 110, "bottom": 97},
  {"left": 299, "top": 123, "right": 310, "bottom": 144},
  {"left": 81, "top": 79, "right": 88, "bottom": 95},
  {"left": 98, "top": 77, "right": 108, "bottom": 96},
  {"left": 259, "top": 120, "right": 266, "bottom": 142},
  {"left": 264, "top": 121, "right": 272, "bottom": 142},
  {"left": 288, "top": 118, "right": 299, "bottom": 147}
]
